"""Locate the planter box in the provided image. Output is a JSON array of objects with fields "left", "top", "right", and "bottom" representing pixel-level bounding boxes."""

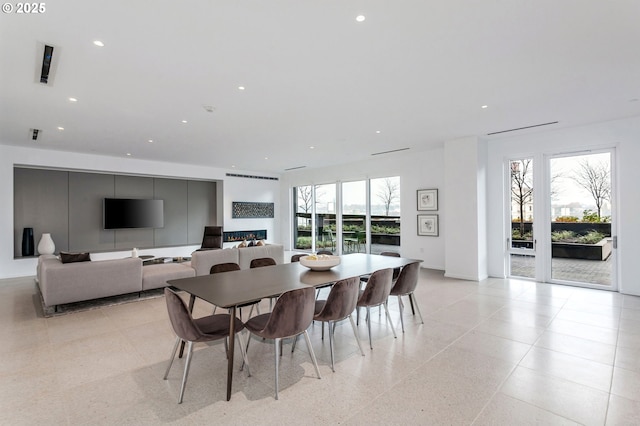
[{"left": 552, "top": 238, "right": 612, "bottom": 261}]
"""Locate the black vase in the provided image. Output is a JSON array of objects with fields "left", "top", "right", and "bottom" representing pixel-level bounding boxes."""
[{"left": 22, "top": 227, "right": 34, "bottom": 256}]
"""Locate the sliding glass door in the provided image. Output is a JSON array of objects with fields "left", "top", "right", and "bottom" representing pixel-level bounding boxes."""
[{"left": 508, "top": 157, "right": 536, "bottom": 279}]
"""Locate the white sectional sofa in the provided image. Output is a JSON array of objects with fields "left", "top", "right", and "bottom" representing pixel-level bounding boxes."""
[{"left": 37, "top": 244, "right": 285, "bottom": 311}]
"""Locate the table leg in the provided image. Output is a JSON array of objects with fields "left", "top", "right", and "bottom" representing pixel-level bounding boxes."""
[
  {"left": 179, "top": 294, "right": 197, "bottom": 358},
  {"left": 226, "top": 306, "right": 236, "bottom": 401}
]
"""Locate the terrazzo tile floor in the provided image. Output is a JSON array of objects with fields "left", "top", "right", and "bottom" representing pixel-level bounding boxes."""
[{"left": 1, "top": 267, "right": 640, "bottom": 425}]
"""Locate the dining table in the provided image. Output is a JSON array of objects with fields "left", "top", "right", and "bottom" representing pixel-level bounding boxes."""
[{"left": 167, "top": 253, "right": 421, "bottom": 401}]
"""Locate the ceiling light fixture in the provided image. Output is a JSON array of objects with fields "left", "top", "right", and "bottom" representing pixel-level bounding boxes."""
[
  {"left": 126, "top": 153, "right": 131, "bottom": 156},
  {"left": 375, "top": 130, "right": 381, "bottom": 134},
  {"left": 238, "top": 86, "right": 245, "bottom": 91},
  {"left": 93, "top": 40, "right": 104, "bottom": 47},
  {"left": 481, "top": 105, "right": 488, "bottom": 109},
  {"left": 148, "top": 139, "right": 153, "bottom": 143},
  {"left": 309, "top": 146, "right": 315, "bottom": 149},
  {"left": 181, "top": 120, "right": 187, "bottom": 124},
  {"left": 68, "top": 97, "right": 78, "bottom": 102},
  {"left": 356, "top": 15, "right": 366, "bottom": 22},
  {"left": 57, "top": 126, "right": 64, "bottom": 131}
]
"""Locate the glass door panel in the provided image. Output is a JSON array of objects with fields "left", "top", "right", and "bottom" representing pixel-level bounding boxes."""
[
  {"left": 370, "top": 177, "right": 401, "bottom": 255},
  {"left": 342, "top": 180, "right": 366, "bottom": 253},
  {"left": 314, "top": 184, "right": 336, "bottom": 254},
  {"left": 508, "top": 158, "right": 535, "bottom": 279},
  {"left": 549, "top": 152, "right": 614, "bottom": 288},
  {"left": 294, "top": 185, "right": 313, "bottom": 252}
]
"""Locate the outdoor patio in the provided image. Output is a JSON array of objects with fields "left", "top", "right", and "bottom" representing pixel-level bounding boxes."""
[{"left": 511, "top": 254, "right": 613, "bottom": 286}]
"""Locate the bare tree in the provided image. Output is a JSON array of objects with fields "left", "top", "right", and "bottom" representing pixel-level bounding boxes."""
[
  {"left": 571, "top": 159, "right": 610, "bottom": 220},
  {"left": 377, "top": 178, "right": 399, "bottom": 216},
  {"left": 296, "top": 186, "right": 313, "bottom": 213},
  {"left": 511, "top": 159, "right": 533, "bottom": 237}
]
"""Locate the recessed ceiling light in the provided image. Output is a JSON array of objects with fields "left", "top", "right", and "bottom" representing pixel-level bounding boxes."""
[
  {"left": 309, "top": 146, "right": 315, "bottom": 149},
  {"left": 93, "top": 40, "right": 104, "bottom": 47},
  {"left": 68, "top": 97, "right": 78, "bottom": 102},
  {"left": 481, "top": 105, "right": 488, "bottom": 109},
  {"left": 238, "top": 86, "right": 245, "bottom": 91},
  {"left": 356, "top": 15, "right": 366, "bottom": 22},
  {"left": 126, "top": 153, "right": 131, "bottom": 156},
  {"left": 181, "top": 120, "right": 187, "bottom": 124},
  {"left": 264, "top": 157, "right": 269, "bottom": 160},
  {"left": 147, "top": 139, "right": 153, "bottom": 143},
  {"left": 231, "top": 165, "right": 236, "bottom": 168},
  {"left": 57, "top": 126, "right": 64, "bottom": 131},
  {"left": 375, "top": 130, "right": 381, "bottom": 134}
]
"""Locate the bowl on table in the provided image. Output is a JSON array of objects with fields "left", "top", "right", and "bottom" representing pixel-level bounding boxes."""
[{"left": 299, "top": 254, "right": 341, "bottom": 271}]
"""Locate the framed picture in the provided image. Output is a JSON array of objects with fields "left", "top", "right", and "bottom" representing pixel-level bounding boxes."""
[
  {"left": 417, "top": 189, "right": 438, "bottom": 211},
  {"left": 417, "top": 214, "right": 439, "bottom": 236}
]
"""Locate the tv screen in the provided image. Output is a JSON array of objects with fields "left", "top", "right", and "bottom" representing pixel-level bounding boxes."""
[{"left": 103, "top": 198, "right": 164, "bottom": 229}]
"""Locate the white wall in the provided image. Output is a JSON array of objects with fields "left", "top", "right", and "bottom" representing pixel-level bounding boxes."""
[
  {"left": 0, "top": 145, "right": 281, "bottom": 279},
  {"left": 443, "top": 137, "right": 488, "bottom": 281},
  {"left": 280, "top": 147, "right": 446, "bottom": 270},
  {"left": 486, "top": 115, "right": 640, "bottom": 295}
]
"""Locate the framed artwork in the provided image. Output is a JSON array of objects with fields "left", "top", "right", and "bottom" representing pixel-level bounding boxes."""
[
  {"left": 417, "top": 189, "right": 438, "bottom": 211},
  {"left": 417, "top": 214, "right": 439, "bottom": 236},
  {"left": 232, "top": 202, "right": 274, "bottom": 218}
]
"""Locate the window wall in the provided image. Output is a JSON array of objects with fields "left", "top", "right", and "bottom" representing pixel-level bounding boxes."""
[{"left": 293, "top": 177, "right": 400, "bottom": 255}]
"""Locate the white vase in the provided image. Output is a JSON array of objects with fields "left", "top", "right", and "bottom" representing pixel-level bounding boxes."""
[{"left": 37, "top": 233, "right": 55, "bottom": 255}]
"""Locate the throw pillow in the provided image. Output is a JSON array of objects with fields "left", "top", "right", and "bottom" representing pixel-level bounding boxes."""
[
  {"left": 238, "top": 240, "right": 247, "bottom": 248},
  {"left": 60, "top": 251, "right": 91, "bottom": 264},
  {"left": 256, "top": 240, "right": 265, "bottom": 246}
]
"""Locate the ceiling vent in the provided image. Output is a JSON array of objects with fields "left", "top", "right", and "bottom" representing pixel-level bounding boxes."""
[
  {"left": 40, "top": 44, "right": 54, "bottom": 84},
  {"left": 30, "top": 128, "right": 41, "bottom": 141},
  {"left": 487, "top": 121, "right": 558, "bottom": 136},
  {"left": 371, "top": 147, "right": 410, "bottom": 156},
  {"left": 284, "top": 165, "right": 306, "bottom": 171},
  {"left": 226, "top": 173, "right": 279, "bottom": 181}
]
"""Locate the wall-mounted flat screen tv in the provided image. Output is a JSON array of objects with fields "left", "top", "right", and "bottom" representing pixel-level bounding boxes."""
[{"left": 103, "top": 198, "right": 164, "bottom": 229}]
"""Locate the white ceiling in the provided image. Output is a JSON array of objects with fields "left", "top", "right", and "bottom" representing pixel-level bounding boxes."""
[{"left": 1, "top": 1, "right": 639, "bottom": 174}]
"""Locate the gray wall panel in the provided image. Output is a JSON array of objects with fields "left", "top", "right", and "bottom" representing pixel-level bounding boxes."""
[
  {"left": 13, "top": 168, "right": 69, "bottom": 257},
  {"left": 188, "top": 181, "right": 217, "bottom": 245},
  {"left": 154, "top": 179, "right": 188, "bottom": 246},
  {"left": 68, "top": 172, "right": 115, "bottom": 252},
  {"left": 113, "top": 175, "right": 154, "bottom": 249},
  {"left": 14, "top": 168, "right": 219, "bottom": 256}
]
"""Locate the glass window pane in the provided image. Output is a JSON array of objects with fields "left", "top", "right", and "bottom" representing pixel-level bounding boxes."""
[
  {"left": 315, "top": 184, "right": 336, "bottom": 254},
  {"left": 370, "top": 177, "right": 401, "bottom": 255},
  {"left": 342, "top": 181, "right": 366, "bottom": 253},
  {"left": 294, "top": 185, "right": 312, "bottom": 251}
]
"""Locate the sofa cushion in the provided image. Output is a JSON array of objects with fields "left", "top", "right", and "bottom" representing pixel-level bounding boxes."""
[
  {"left": 142, "top": 263, "right": 195, "bottom": 290},
  {"left": 60, "top": 251, "right": 91, "bottom": 264}
]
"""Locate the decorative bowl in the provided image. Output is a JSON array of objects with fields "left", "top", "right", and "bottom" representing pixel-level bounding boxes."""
[{"left": 299, "top": 255, "right": 341, "bottom": 271}]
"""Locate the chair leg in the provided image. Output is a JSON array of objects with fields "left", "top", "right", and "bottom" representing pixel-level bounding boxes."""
[
  {"left": 383, "top": 302, "right": 397, "bottom": 338},
  {"left": 366, "top": 307, "right": 373, "bottom": 349},
  {"left": 408, "top": 293, "right": 416, "bottom": 315},
  {"left": 236, "top": 331, "right": 251, "bottom": 376},
  {"left": 397, "top": 295, "right": 405, "bottom": 333},
  {"left": 274, "top": 337, "right": 280, "bottom": 400},
  {"left": 410, "top": 293, "right": 424, "bottom": 324},
  {"left": 328, "top": 321, "right": 335, "bottom": 372},
  {"left": 163, "top": 337, "right": 180, "bottom": 380},
  {"left": 303, "top": 330, "right": 322, "bottom": 380},
  {"left": 291, "top": 334, "right": 298, "bottom": 353},
  {"left": 348, "top": 314, "right": 365, "bottom": 356},
  {"left": 178, "top": 341, "right": 194, "bottom": 404}
]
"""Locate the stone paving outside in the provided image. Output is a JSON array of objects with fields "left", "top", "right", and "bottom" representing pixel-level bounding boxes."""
[{"left": 510, "top": 254, "right": 613, "bottom": 286}]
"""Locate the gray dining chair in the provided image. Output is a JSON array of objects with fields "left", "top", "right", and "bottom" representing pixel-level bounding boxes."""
[
  {"left": 389, "top": 261, "right": 423, "bottom": 332},
  {"left": 313, "top": 276, "right": 365, "bottom": 371},
  {"left": 244, "top": 286, "right": 321, "bottom": 399},
  {"left": 356, "top": 268, "right": 397, "bottom": 349},
  {"left": 163, "top": 287, "right": 251, "bottom": 404},
  {"left": 210, "top": 262, "right": 259, "bottom": 319}
]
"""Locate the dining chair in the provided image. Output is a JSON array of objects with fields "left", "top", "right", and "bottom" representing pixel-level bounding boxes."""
[
  {"left": 389, "top": 261, "right": 424, "bottom": 332},
  {"left": 313, "top": 276, "right": 365, "bottom": 371},
  {"left": 290, "top": 254, "right": 306, "bottom": 262},
  {"left": 356, "top": 268, "right": 397, "bottom": 349},
  {"left": 163, "top": 287, "right": 251, "bottom": 404},
  {"left": 210, "top": 262, "right": 260, "bottom": 319},
  {"left": 244, "top": 286, "right": 321, "bottom": 399},
  {"left": 250, "top": 257, "right": 277, "bottom": 268}
]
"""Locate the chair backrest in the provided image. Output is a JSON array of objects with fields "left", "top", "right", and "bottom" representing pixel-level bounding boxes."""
[
  {"left": 315, "top": 276, "right": 360, "bottom": 322},
  {"left": 201, "top": 226, "right": 223, "bottom": 249},
  {"left": 260, "top": 287, "right": 316, "bottom": 339},
  {"left": 210, "top": 262, "right": 240, "bottom": 274},
  {"left": 380, "top": 251, "right": 401, "bottom": 279},
  {"left": 316, "top": 250, "right": 333, "bottom": 256},
  {"left": 391, "top": 261, "right": 420, "bottom": 296},
  {"left": 250, "top": 257, "right": 277, "bottom": 268},
  {"left": 358, "top": 268, "right": 393, "bottom": 307},
  {"left": 164, "top": 287, "right": 203, "bottom": 342},
  {"left": 290, "top": 254, "right": 306, "bottom": 262}
]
